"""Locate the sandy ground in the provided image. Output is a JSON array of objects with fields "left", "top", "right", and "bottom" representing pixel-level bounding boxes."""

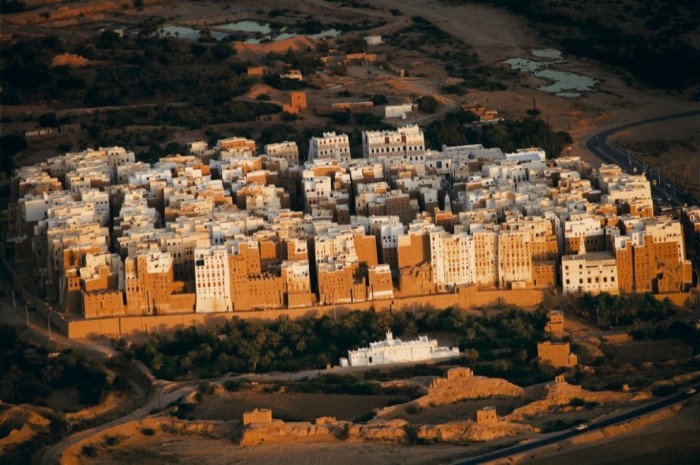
[
  {"left": 382, "top": 396, "right": 526, "bottom": 424},
  {"left": 602, "top": 339, "right": 693, "bottom": 364},
  {"left": 193, "top": 390, "right": 408, "bottom": 422},
  {"left": 373, "top": 0, "right": 539, "bottom": 62},
  {"left": 521, "top": 401, "right": 700, "bottom": 465},
  {"left": 89, "top": 437, "right": 475, "bottom": 465}
]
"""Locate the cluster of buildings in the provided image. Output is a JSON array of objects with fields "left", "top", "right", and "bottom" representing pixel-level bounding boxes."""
[{"left": 4, "top": 124, "right": 695, "bottom": 320}]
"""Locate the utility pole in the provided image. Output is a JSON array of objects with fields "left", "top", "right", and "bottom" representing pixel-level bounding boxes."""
[
  {"left": 12, "top": 289, "right": 16, "bottom": 309},
  {"left": 47, "top": 314, "right": 52, "bottom": 340}
]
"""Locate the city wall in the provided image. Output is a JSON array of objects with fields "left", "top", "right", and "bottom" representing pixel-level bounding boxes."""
[
  {"left": 64, "top": 287, "right": 545, "bottom": 339},
  {"left": 5, "top": 250, "right": 692, "bottom": 340}
]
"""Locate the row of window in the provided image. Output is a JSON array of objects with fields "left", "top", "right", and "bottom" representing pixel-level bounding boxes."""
[{"left": 565, "top": 276, "right": 616, "bottom": 285}]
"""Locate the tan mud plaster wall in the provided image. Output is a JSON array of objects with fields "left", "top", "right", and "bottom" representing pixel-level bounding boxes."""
[{"left": 65, "top": 287, "right": 544, "bottom": 339}]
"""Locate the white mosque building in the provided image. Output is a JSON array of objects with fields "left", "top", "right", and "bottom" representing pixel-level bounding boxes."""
[{"left": 340, "top": 331, "right": 460, "bottom": 367}]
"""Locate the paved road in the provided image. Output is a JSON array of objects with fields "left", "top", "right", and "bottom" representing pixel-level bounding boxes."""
[
  {"left": 0, "top": 279, "right": 116, "bottom": 360},
  {"left": 452, "top": 382, "right": 699, "bottom": 465},
  {"left": 586, "top": 110, "right": 700, "bottom": 207}
]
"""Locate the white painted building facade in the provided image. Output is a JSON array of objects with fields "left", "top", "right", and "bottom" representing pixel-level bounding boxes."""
[
  {"left": 364, "top": 35, "right": 382, "bottom": 46},
  {"left": 341, "top": 331, "right": 459, "bottom": 367},
  {"left": 430, "top": 230, "right": 475, "bottom": 289},
  {"left": 385, "top": 104, "right": 413, "bottom": 119},
  {"left": 194, "top": 246, "right": 232, "bottom": 313},
  {"left": 309, "top": 132, "right": 351, "bottom": 162},
  {"left": 363, "top": 125, "right": 426, "bottom": 161},
  {"left": 265, "top": 141, "right": 299, "bottom": 165},
  {"left": 561, "top": 251, "right": 619, "bottom": 294}
]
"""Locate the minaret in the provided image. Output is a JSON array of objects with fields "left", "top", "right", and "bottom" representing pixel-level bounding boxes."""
[
  {"left": 444, "top": 194, "right": 451, "bottom": 212},
  {"left": 578, "top": 236, "right": 586, "bottom": 255}
]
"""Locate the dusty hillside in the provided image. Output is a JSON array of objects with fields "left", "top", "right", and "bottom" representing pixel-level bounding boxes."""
[
  {"left": 0, "top": 404, "right": 51, "bottom": 455},
  {"left": 234, "top": 37, "right": 318, "bottom": 62},
  {"left": 508, "top": 381, "right": 649, "bottom": 421},
  {"left": 377, "top": 368, "right": 524, "bottom": 418}
]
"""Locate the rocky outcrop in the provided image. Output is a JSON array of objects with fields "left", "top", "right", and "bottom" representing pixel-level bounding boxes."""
[
  {"left": 420, "top": 374, "right": 523, "bottom": 406},
  {"left": 650, "top": 370, "right": 700, "bottom": 389},
  {"left": 234, "top": 37, "right": 317, "bottom": 61},
  {"left": 51, "top": 53, "right": 90, "bottom": 68},
  {"left": 65, "top": 392, "right": 129, "bottom": 423},
  {"left": 418, "top": 419, "right": 537, "bottom": 443},
  {"left": 240, "top": 419, "right": 347, "bottom": 446},
  {"left": 379, "top": 375, "right": 434, "bottom": 392},
  {"left": 508, "top": 381, "right": 644, "bottom": 421},
  {"left": 601, "top": 333, "right": 633, "bottom": 344},
  {"left": 376, "top": 370, "right": 523, "bottom": 418},
  {"left": 0, "top": 405, "right": 51, "bottom": 454},
  {"left": 347, "top": 419, "right": 409, "bottom": 443},
  {"left": 239, "top": 412, "right": 535, "bottom": 447},
  {"left": 240, "top": 418, "right": 411, "bottom": 446},
  {"left": 59, "top": 418, "right": 226, "bottom": 465}
]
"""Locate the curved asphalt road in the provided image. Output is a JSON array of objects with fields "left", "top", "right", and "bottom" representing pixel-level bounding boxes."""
[
  {"left": 586, "top": 109, "right": 700, "bottom": 206},
  {"left": 452, "top": 111, "right": 700, "bottom": 465},
  {"left": 452, "top": 382, "right": 699, "bottom": 465}
]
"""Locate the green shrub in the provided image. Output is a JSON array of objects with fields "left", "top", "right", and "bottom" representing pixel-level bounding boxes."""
[
  {"left": 103, "top": 434, "right": 125, "bottom": 447},
  {"left": 418, "top": 95, "right": 439, "bottom": 114},
  {"left": 223, "top": 379, "right": 248, "bottom": 392},
  {"left": 405, "top": 404, "right": 421, "bottom": 415},
  {"left": 370, "top": 94, "right": 388, "bottom": 105},
  {"left": 329, "top": 111, "right": 351, "bottom": 125},
  {"left": 112, "top": 374, "right": 131, "bottom": 392},
  {"left": 81, "top": 444, "right": 98, "bottom": 457},
  {"left": 173, "top": 402, "right": 195, "bottom": 419},
  {"left": 652, "top": 385, "right": 676, "bottom": 397}
]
